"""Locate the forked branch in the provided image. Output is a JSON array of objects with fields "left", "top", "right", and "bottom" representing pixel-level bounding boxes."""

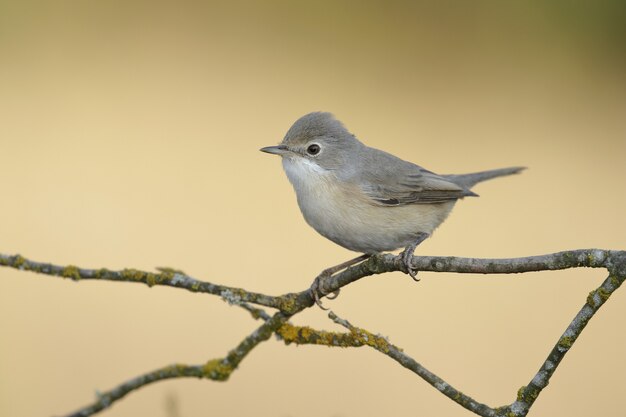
[{"left": 1, "top": 249, "right": 624, "bottom": 417}]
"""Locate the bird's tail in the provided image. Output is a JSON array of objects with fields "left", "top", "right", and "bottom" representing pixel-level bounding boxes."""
[{"left": 444, "top": 167, "right": 526, "bottom": 189}]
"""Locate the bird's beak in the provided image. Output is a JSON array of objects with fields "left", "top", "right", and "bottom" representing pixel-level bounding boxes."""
[{"left": 260, "top": 145, "right": 289, "bottom": 155}]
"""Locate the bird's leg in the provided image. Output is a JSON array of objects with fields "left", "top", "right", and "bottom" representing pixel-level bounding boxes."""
[
  {"left": 310, "top": 254, "right": 371, "bottom": 309},
  {"left": 400, "top": 232, "right": 430, "bottom": 281}
]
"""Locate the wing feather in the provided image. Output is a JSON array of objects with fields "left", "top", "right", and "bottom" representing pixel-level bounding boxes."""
[{"left": 357, "top": 147, "right": 476, "bottom": 206}]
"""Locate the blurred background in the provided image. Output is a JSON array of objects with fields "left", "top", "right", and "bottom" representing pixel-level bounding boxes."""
[{"left": 1, "top": 1, "right": 625, "bottom": 416}]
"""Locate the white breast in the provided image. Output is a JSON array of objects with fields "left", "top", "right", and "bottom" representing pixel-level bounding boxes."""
[
  {"left": 281, "top": 157, "right": 455, "bottom": 253},
  {"left": 282, "top": 157, "right": 340, "bottom": 231}
]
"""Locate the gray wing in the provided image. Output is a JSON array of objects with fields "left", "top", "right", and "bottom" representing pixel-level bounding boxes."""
[{"left": 357, "top": 148, "right": 476, "bottom": 206}]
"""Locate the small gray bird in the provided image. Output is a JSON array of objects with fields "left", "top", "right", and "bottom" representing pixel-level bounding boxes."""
[{"left": 261, "top": 112, "right": 523, "bottom": 305}]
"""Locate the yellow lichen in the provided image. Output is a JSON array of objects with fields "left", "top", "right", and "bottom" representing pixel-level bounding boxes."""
[
  {"left": 158, "top": 270, "right": 174, "bottom": 280},
  {"left": 299, "top": 326, "right": 313, "bottom": 340},
  {"left": 145, "top": 273, "right": 157, "bottom": 287},
  {"left": 277, "top": 323, "right": 327, "bottom": 345},
  {"left": 278, "top": 294, "right": 298, "bottom": 314},
  {"left": 94, "top": 268, "right": 111, "bottom": 279},
  {"left": 121, "top": 269, "right": 144, "bottom": 281},
  {"left": 558, "top": 336, "right": 573, "bottom": 350},
  {"left": 351, "top": 328, "right": 390, "bottom": 353},
  {"left": 279, "top": 323, "right": 393, "bottom": 352},
  {"left": 277, "top": 323, "right": 299, "bottom": 343},
  {"left": 597, "top": 287, "right": 610, "bottom": 303},
  {"left": 586, "top": 290, "right": 597, "bottom": 308},
  {"left": 233, "top": 288, "right": 247, "bottom": 298},
  {"left": 120, "top": 268, "right": 161, "bottom": 287},
  {"left": 62, "top": 265, "right": 81, "bottom": 281},
  {"left": 13, "top": 255, "right": 26, "bottom": 269},
  {"left": 610, "top": 275, "right": 620, "bottom": 287},
  {"left": 202, "top": 358, "right": 232, "bottom": 381},
  {"left": 278, "top": 323, "right": 360, "bottom": 348}
]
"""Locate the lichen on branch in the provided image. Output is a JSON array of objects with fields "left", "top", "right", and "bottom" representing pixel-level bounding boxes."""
[{"left": 1, "top": 248, "right": 624, "bottom": 417}]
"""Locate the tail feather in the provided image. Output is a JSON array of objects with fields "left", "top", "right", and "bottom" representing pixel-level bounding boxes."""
[{"left": 444, "top": 167, "right": 526, "bottom": 189}]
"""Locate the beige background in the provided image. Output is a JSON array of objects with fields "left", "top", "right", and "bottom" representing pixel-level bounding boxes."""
[{"left": 1, "top": 2, "right": 625, "bottom": 417}]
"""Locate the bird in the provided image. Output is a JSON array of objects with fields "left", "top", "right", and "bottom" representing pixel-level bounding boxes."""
[{"left": 261, "top": 112, "right": 524, "bottom": 306}]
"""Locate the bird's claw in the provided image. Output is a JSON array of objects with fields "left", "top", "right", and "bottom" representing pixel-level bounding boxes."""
[
  {"left": 308, "top": 254, "right": 370, "bottom": 309},
  {"left": 326, "top": 289, "right": 340, "bottom": 299},
  {"left": 309, "top": 274, "right": 337, "bottom": 310},
  {"left": 400, "top": 233, "right": 429, "bottom": 281},
  {"left": 401, "top": 248, "right": 420, "bottom": 281}
]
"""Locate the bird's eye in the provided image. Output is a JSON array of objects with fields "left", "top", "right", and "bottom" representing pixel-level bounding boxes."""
[{"left": 306, "top": 144, "right": 321, "bottom": 156}]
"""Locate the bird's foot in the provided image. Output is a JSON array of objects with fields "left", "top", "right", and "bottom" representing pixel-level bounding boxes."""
[
  {"left": 400, "top": 246, "right": 419, "bottom": 281},
  {"left": 400, "top": 233, "right": 430, "bottom": 281},
  {"left": 309, "top": 254, "right": 371, "bottom": 309},
  {"left": 309, "top": 272, "right": 340, "bottom": 310}
]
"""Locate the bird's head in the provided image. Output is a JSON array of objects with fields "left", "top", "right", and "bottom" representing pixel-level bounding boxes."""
[{"left": 260, "top": 112, "right": 361, "bottom": 173}]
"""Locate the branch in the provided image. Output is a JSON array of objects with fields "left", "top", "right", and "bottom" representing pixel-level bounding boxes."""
[
  {"left": 2, "top": 249, "right": 622, "bottom": 315},
  {"left": 505, "top": 269, "right": 625, "bottom": 416},
  {"left": 65, "top": 312, "right": 290, "bottom": 417},
  {"left": 277, "top": 313, "right": 497, "bottom": 417},
  {"left": 0, "top": 253, "right": 287, "bottom": 311},
  {"left": 317, "top": 249, "right": 624, "bottom": 298},
  {"left": 277, "top": 252, "right": 626, "bottom": 417},
  {"left": 66, "top": 363, "right": 209, "bottom": 417},
  {"left": 2, "top": 249, "right": 625, "bottom": 417},
  {"left": 277, "top": 261, "right": 626, "bottom": 417}
]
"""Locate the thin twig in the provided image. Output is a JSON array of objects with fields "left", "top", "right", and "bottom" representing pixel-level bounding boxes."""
[
  {"left": 276, "top": 313, "right": 497, "bottom": 416},
  {"left": 322, "top": 249, "right": 621, "bottom": 299},
  {"left": 64, "top": 312, "right": 290, "bottom": 417},
  {"left": 2, "top": 249, "right": 621, "bottom": 314},
  {"left": 328, "top": 311, "right": 499, "bottom": 417},
  {"left": 2, "top": 249, "right": 625, "bottom": 417},
  {"left": 0, "top": 253, "right": 285, "bottom": 310},
  {"left": 505, "top": 270, "right": 626, "bottom": 416}
]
